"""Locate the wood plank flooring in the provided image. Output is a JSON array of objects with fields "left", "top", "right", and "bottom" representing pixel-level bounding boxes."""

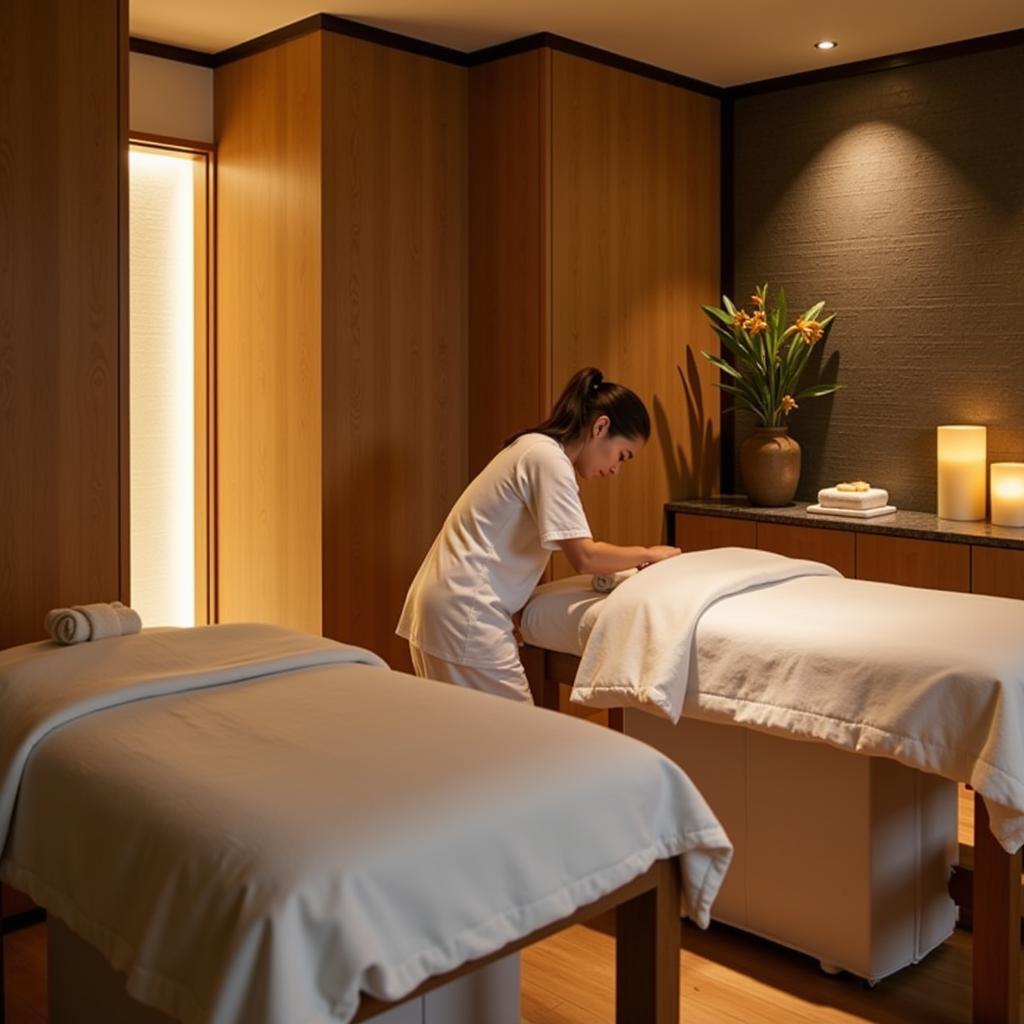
[{"left": 4, "top": 914, "right": 1022, "bottom": 1024}]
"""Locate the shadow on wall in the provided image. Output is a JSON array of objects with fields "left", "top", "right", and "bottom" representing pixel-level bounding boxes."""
[{"left": 654, "top": 348, "right": 717, "bottom": 503}]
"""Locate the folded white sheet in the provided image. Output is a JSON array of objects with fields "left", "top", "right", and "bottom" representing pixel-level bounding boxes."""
[
  {"left": 817, "top": 486, "right": 889, "bottom": 509},
  {"left": 806, "top": 503, "right": 897, "bottom": 519},
  {"left": 571, "top": 548, "right": 839, "bottom": 723},
  {"left": 0, "top": 624, "right": 732, "bottom": 1024}
]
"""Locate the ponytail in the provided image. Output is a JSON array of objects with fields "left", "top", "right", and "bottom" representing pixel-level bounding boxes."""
[{"left": 503, "top": 367, "right": 651, "bottom": 448}]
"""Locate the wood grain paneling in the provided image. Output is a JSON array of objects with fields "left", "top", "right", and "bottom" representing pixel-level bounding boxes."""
[
  {"left": 552, "top": 51, "right": 721, "bottom": 556},
  {"left": 215, "top": 35, "right": 323, "bottom": 633},
  {"left": 0, "top": 0, "right": 126, "bottom": 650},
  {"left": 675, "top": 513, "right": 756, "bottom": 552},
  {"left": 972, "top": 545, "right": 1024, "bottom": 599},
  {"left": 468, "top": 51, "right": 550, "bottom": 474},
  {"left": 756, "top": 522, "right": 856, "bottom": 576},
  {"left": 855, "top": 534, "right": 970, "bottom": 591},
  {"left": 322, "top": 34, "right": 467, "bottom": 668}
]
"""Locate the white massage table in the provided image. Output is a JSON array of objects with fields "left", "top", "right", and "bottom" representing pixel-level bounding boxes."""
[
  {"left": 0, "top": 623, "right": 732, "bottom": 1024},
  {"left": 520, "top": 548, "right": 1024, "bottom": 1024}
]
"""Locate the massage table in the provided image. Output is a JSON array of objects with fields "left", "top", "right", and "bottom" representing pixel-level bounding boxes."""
[
  {"left": 520, "top": 547, "right": 1024, "bottom": 1024},
  {"left": 0, "top": 623, "right": 732, "bottom": 1024}
]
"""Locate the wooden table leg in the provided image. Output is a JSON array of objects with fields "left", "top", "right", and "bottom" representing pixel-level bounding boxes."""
[
  {"left": 616, "top": 858, "right": 681, "bottom": 1024},
  {"left": 973, "top": 793, "right": 1021, "bottom": 1024}
]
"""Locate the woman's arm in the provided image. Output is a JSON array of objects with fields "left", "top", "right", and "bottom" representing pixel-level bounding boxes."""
[{"left": 557, "top": 538, "right": 680, "bottom": 576}]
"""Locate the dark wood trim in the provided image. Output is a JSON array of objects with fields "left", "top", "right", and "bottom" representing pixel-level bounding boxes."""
[
  {"left": 119, "top": 0, "right": 131, "bottom": 606},
  {"left": 351, "top": 859, "right": 681, "bottom": 1024},
  {"left": 129, "top": 36, "right": 216, "bottom": 68},
  {"left": 214, "top": 13, "right": 469, "bottom": 69},
  {"left": 1, "top": 907, "right": 46, "bottom": 936},
  {"left": 129, "top": 131, "right": 215, "bottom": 154},
  {"left": 469, "top": 32, "right": 724, "bottom": 99},
  {"left": 718, "top": 94, "right": 735, "bottom": 494},
  {"left": 727, "top": 27, "right": 1024, "bottom": 99}
]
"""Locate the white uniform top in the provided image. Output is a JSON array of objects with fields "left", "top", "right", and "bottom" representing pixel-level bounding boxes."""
[{"left": 397, "top": 434, "right": 592, "bottom": 669}]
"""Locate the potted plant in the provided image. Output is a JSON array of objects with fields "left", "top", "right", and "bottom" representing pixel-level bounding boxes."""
[{"left": 701, "top": 284, "right": 840, "bottom": 506}]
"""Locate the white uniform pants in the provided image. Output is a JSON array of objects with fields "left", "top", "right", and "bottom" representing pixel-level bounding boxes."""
[{"left": 409, "top": 644, "right": 533, "bottom": 704}]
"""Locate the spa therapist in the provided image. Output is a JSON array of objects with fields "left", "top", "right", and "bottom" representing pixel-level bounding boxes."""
[{"left": 397, "top": 366, "right": 681, "bottom": 703}]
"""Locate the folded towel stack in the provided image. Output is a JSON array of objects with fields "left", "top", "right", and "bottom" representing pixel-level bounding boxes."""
[
  {"left": 592, "top": 568, "right": 638, "bottom": 593},
  {"left": 807, "top": 481, "right": 897, "bottom": 519},
  {"left": 45, "top": 602, "right": 143, "bottom": 645}
]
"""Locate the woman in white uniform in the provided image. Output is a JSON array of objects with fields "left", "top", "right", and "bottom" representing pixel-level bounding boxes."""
[{"left": 397, "top": 367, "right": 680, "bottom": 702}]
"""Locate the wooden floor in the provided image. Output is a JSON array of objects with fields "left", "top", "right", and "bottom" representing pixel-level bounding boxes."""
[{"left": 4, "top": 914, "right": 1023, "bottom": 1024}]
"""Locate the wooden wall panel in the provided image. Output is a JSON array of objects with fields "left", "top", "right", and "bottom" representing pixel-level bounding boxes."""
[
  {"left": 551, "top": 51, "right": 720, "bottom": 559},
  {"left": 855, "top": 534, "right": 970, "bottom": 592},
  {"left": 756, "top": 522, "right": 856, "bottom": 577},
  {"left": 675, "top": 514, "right": 756, "bottom": 552},
  {"left": 467, "top": 51, "right": 550, "bottom": 475},
  {"left": 322, "top": 35, "right": 467, "bottom": 668},
  {"left": 215, "top": 35, "right": 323, "bottom": 634},
  {"left": 972, "top": 546, "right": 1024, "bottom": 600},
  {"left": 0, "top": 0, "right": 126, "bottom": 650}
]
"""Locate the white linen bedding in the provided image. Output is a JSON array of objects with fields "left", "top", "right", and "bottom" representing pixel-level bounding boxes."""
[
  {"left": 521, "top": 548, "right": 1024, "bottom": 854},
  {"left": 0, "top": 624, "right": 732, "bottom": 1024}
]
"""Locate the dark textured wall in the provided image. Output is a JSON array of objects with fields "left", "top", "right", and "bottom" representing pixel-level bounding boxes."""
[{"left": 732, "top": 45, "right": 1024, "bottom": 512}]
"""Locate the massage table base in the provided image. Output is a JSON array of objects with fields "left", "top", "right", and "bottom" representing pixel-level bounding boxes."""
[
  {"left": 626, "top": 711, "right": 958, "bottom": 984},
  {"left": 38, "top": 858, "right": 682, "bottom": 1024}
]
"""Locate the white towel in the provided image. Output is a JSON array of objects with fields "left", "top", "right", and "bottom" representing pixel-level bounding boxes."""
[
  {"left": 806, "top": 503, "right": 897, "bottom": 519},
  {"left": 592, "top": 569, "right": 638, "bottom": 593},
  {"left": 45, "top": 602, "right": 143, "bottom": 645},
  {"left": 817, "top": 486, "right": 889, "bottom": 510}
]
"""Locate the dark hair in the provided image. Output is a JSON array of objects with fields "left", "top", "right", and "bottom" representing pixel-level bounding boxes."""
[{"left": 503, "top": 367, "right": 651, "bottom": 448}]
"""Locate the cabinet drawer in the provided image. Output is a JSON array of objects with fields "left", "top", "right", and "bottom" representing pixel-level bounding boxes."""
[
  {"left": 756, "top": 523, "right": 856, "bottom": 576},
  {"left": 674, "top": 513, "right": 756, "bottom": 552},
  {"left": 972, "top": 546, "right": 1024, "bottom": 599},
  {"left": 856, "top": 534, "right": 969, "bottom": 592}
]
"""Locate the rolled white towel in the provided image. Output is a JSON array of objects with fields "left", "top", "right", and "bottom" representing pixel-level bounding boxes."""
[
  {"left": 45, "top": 601, "right": 143, "bottom": 645},
  {"left": 592, "top": 568, "right": 639, "bottom": 593},
  {"left": 45, "top": 608, "right": 91, "bottom": 645},
  {"left": 818, "top": 486, "right": 889, "bottom": 510}
]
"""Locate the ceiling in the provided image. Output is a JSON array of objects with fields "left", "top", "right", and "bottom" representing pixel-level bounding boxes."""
[{"left": 130, "top": 1, "right": 1023, "bottom": 87}]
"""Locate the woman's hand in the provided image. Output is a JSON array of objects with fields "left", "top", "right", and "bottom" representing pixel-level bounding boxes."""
[{"left": 642, "top": 545, "right": 682, "bottom": 565}]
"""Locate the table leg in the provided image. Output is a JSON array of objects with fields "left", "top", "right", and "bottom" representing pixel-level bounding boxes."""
[
  {"left": 616, "top": 858, "right": 681, "bottom": 1024},
  {"left": 973, "top": 793, "right": 1021, "bottom": 1024}
]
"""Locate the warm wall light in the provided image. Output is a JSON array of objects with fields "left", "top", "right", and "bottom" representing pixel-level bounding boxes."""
[
  {"left": 815, "top": 40, "right": 838, "bottom": 50},
  {"left": 990, "top": 463, "right": 1024, "bottom": 528},
  {"left": 937, "top": 425, "right": 987, "bottom": 521}
]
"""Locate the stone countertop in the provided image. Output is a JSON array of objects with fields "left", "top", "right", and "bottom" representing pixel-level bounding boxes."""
[{"left": 665, "top": 496, "right": 1024, "bottom": 551}]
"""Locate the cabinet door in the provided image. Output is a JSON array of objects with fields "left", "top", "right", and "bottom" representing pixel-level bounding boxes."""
[
  {"left": 856, "top": 534, "right": 969, "bottom": 592},
  {"left": 972, "top": 546, "right": 1024, "bottom": 599},
  {"left": 675, "top": 514, "right": 756, "bottom": 552},
  {"left": 756, "top": 523, "right": 856, "bottom": 576}
]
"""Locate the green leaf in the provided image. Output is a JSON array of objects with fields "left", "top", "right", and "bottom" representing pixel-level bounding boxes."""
[
  {"left": 701, "top": 351, "right": 743, "bottom": 379},
  {"left": 794, "top": 382, "right": 842, "bottom": 399}
]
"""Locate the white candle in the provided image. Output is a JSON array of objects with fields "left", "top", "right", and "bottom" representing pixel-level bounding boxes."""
[
  {"left": 937, "top": 425, "right": 986, "bottom": 521},
  {"left": 990, "top": 463, "right": 1024, "bottom": 528}
]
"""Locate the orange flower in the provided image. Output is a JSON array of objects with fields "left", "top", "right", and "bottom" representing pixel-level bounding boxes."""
[
  {"left": 751, "top": 292, "right": 764, "bottom": 309},
  {"left": 791, "top": 318, "right": 824, "bottom": 344},
  {"left": 743, "top": 310, "right": 768, "bottom": 335},
  {"left": 731, "top": 309, "right": 748, "bottom": 328},
  {"left": 781, "top": 394, "right": 798, "bottom": 414}
]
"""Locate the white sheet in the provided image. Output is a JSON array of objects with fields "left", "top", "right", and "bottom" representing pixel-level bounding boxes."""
[
  {"left": 522, "top": 550, "right": 1024, "bottom": 854},
  {"left": 0, "top": 624, "right": 732, "bottom": 1024},
  {"left": 570, "top": 548, "right": 839, "bottom": 721}
]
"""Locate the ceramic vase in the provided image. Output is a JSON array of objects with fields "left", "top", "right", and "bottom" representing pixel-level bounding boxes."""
[{"left": 740, "top": 426, "right": 801, "bottom": 507}]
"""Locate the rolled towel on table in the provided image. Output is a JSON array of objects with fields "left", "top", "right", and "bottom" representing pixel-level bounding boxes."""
[
  {"left": 592, "top": 568, "right": 638, "bottom": 593},
  {"left": 817, "top": 486, "right": 889, "bottom": 511},
  {"left": 45, "top": 601, "right": 143, "bottom": 645}
]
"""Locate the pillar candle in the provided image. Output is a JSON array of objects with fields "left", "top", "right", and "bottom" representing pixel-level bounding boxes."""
[
  {"left": 990, "top": 463, "right": 1024, "bottom": 528},
  {"left": 936, "top": 425, "right": 986, "bottom": 521}
]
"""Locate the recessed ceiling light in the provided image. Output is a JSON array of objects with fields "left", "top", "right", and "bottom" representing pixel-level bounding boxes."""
[{"left": 815, "top": 40, "right": 838, "bottom": 50}]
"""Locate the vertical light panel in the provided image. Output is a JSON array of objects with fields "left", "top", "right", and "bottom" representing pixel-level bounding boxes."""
[{"left": 129, "top": 147, "right": 196, "bottom": 626}]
